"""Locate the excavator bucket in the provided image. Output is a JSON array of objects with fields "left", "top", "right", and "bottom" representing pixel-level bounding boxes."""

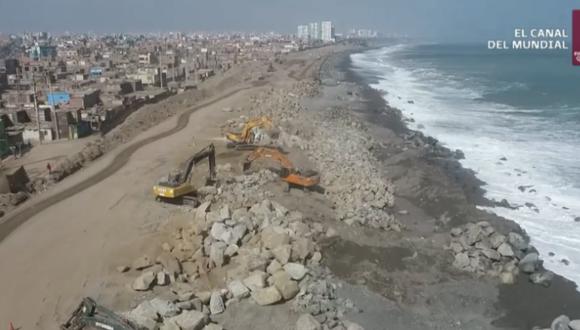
[{"left": 61, "top": 297, "right": 140, "bottom": 330}]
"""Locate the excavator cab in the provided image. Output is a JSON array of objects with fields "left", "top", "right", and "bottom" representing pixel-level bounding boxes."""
[
  {"left": 243, "top": 147, "right": 320, "bottom": 190},
  {"left": 153, "top": 144, "right": 216, "bottom": 206},
  {"left": 226, "top": 116, "right": 273, "bottom": 149}
]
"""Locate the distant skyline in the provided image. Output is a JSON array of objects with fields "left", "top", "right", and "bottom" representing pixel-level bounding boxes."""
[{"left": 0, "top": 0, "right": 578, "bottom": 41}]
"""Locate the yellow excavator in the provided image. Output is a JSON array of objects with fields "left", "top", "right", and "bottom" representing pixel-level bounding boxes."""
[
  {"left": 243, "top": 147, "right": 320, "bottom": 190},
  {"left": 225, "top": 116, "right": 273, "bottom": 149},
  {"left": 153, "top": 144, "right": 216, "bottom": 206}
]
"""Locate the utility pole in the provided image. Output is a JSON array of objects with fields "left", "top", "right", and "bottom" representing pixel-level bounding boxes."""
[{"left": 32, "top": 73, "right": 42, "bottom": 144}]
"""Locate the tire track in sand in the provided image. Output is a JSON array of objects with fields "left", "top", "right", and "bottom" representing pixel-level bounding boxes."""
[{"left": 0, "top": 86, "right": 252, "bottom": 242}]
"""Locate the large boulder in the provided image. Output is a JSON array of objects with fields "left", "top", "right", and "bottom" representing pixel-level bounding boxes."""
[
  {"left": 243, "top": 271, "right": 267, "bottom": 291},
  {"left": 261, "top": 227, "right": 290, "bottom": 250},
  {"left": 453, "top": 252, "right": 470, "bottom": 269},
  {"left": 166, "top": 310, "right": 208, "bottom": 330},
  {"left": 296, "top": 314, "right": 321, "bottom": 330},
  {"left": 518, "top": 253, "right": 540, "bottom": 274},
  {"left": 465, "top": 225, "right": 483, "bottom": 246},
  {"left": 272, "top": 271, "right": 299, "bottom": 300},
  {"left": 149, "top": 298, "right": 180, "bottom": 318},
  {"left": 508, "top": 232, "right": 528, "bottom": 251},
  {"left": 209, "top": 292, "right": 225, "bottom": 315},
  {"left": 530, "top": 271, "right": 554, "bottom": 287},
  {"left": 251, "top": 286, "right": 283, "bottom": 306},
  {"left": 228, "top": 280, "right": 250, "bottom": 299},
  {"left": 489, "top": 233, "right": 506, "bottom": 249},
  {"left": 497, "top": 243, "right": 515, "bottom": 257},
  {"left": 569, "top": 319, "right": 580, "bottom": 330},
  {"left": 551, "top": 315, "right": 570, "bottom": 330},
  {"left": 132, "top": 271, "right": 156, "bottom": 291},
  {"left": 284, "top": 263, "right": 307, "bottom": 280},
  {"left": 124, "top": 301, "right": 159, "bottom": 329}
]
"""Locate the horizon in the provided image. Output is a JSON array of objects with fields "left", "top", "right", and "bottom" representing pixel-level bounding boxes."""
[{"left": 0, "top": 0, "right": 578, "bottom": 42}]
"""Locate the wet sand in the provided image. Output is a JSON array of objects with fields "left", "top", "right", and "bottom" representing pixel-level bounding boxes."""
[{"left": 320, "top": 45, "right": 580, "bottom": 329}]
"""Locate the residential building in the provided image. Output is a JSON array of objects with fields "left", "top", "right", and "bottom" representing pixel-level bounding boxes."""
[
  {"left": 297, "top": 25, "right": 310, "bottom": 41},
  {"left": 309, "top": 22, "right": 320, "bottom": 41},
  {"left": 321, "top": 21, "right": 335, "bottom": 43}
]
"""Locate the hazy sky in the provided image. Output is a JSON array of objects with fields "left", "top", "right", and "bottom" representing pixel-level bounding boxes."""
[{"left": 0, "top": 0, "right": 577, "bottom": 40}]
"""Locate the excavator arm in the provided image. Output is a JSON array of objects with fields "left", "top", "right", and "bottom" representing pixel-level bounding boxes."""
[
  {"left": 226, "top": 116, "right": 273, "bottom": 146},
  {"left": 169, "top": 143, "right": 216, "bottom": 186},
  {"left": 243, "top": 147, "right": 320, "bottom": 188}
]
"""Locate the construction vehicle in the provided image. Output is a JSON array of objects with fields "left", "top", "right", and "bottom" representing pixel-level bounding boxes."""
[
  {"left": 242, "top": 147, "right": 320, "bottom": 190},
  {"left": 153, "top": 144, "right": 216, "bottom": 206},
  {"left": 61, "top": 297, "right": 140, "bottom": 330},
  {"left": 225, "top": 116, "right": 273, "bottom": 149}
]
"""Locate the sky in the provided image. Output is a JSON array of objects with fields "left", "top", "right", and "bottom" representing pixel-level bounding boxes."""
[{"left": 0, "top": 0, "right": 578, "bottom": 41}]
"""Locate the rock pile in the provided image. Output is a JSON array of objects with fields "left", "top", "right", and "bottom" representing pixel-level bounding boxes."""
[
  {"left": 247, "top": 81, "right": 399, "bottom": 231},
  {"left": 122, "top": 194, "right": 363, "bottom": 329},
  {"left": 448, "top": 222, "right": 553, "bottom": 286},
  {"left": 535, "top": 315, "right": 580, "bottom": 330}
]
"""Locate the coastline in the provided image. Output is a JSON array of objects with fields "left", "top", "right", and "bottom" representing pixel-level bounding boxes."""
[{"left": 329, "top": 45, "right": 580, "bottom": 329}]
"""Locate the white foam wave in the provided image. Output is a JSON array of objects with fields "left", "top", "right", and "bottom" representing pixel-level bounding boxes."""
[{"left": 351, "top": 45, "right": 580, "bottom": 287}]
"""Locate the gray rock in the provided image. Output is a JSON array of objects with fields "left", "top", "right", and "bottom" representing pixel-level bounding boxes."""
[
  {"left": 272, "top": 244, "right": 292, "bottom": 265},
  {"left": 210, "top": 242, "right": 227, "bottom": 267},
  {"left": 211, "top": 223, "right": 228, "bottom": 241},
  {"left": 499, "top": 271, "right": 515, "bottom": 284},
  {"left": 497, "top": 243, "right": 515, "bottom": 257},
  {"left": 450, "top": 227, "right": 463, "bottom": 237},
  {"left": 156, "top": 253, "right": 182, "bottom": 276},
  {"left": 465, "top": 225, "right": 483, "bottom": 246},
  {"left": 150, "top": 298, "right": 180, "bottom": 318},
  {"left": 272, "top": 201, "right": 289, "bottom": 217},
  {"left": 231, "top": 223, "right": 248, "bottom": 244},
  {"left": 243, "top": 271, "right": 267, "bottom": 291},
  {"left": 124, "top": 301, "right": 159, "bottom": 329},
  {"left": 160, "top": 320, "right": 181, "bottom": 330},
  {"left": 267, "top": 259, "right": 283, "bottom": 274},
  {"left": 292, "top": 238, "right": 315, "bottom": 261},
  {"left": 157, "top": 271, "right": 170, "bottom": 286},
  {"left": 195, "top": 202, "right": 211, "bottom": 221},
  {"left": 132, "top": 271, "right": 156, "bottom": 291},
  {"left": 296, "top": 313, "right": 321, "bottom": 330},
  {"left": 219, "top": 205, "right": 231, "bottom": 221},
  {"left": 569, "top": 319, "right": 580, "bottom": 330},
  {"left": 530, "top": 271, "right": 554, "bottom": 287},
  {"left": 284, "top": 263, "right": 308, "bottom": 280},
  {"left": 481, "top": 249, "right": 501, "bottom": 261},
  {"left": 209, "top": 292, "right": 225, "bottom": 315},
  {"left": 519, "top": 253, "right": 540, "bottom": 274},
  {"left": 261, "top": 227, "right": 290, "bottom": 250},
  {"left": 453, "top": 252, "right": 470, "bottom": 269},
  {"left": 166, "top": 310, "right": 208, "bottom": 330},
  {"left": 489, "top": 233, "right": 507, "bottom": 249},
  {"left": 508, "top": 232, "right": 528, "bottom": 251},
  {"left": 272, "top": 270, "right": 299, "bottom": 300},
  {"left": 228, "top": 280, "right": 250, "bottom": 299},
  {"left": 204, "top": 324, "right": 224, "bottom": 330},
  {"left": 224, "top": 244, "right": 239, "bottom": 257},
  {"left": 251, "top": 286, "right": 283, "bottom": 306},
  {"left": 133, "top": 255, "right": 153, "bottom": 270},
  {"left": 551, "top": 315, "right": 570, "bottom": 330},
  {"left": 344, "top": 321, "right": 365, "bottom": 330}
]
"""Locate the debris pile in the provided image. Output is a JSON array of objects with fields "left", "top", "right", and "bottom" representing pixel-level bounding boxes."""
[
  {"left": 448, "top": 221, "right": 553, "bottom": 286},
  {"left": 121, "top": 195, "right": 362, "bottom": 329},
  {"left": 247, "top": 82, "right": 399, "bottom": 231}
]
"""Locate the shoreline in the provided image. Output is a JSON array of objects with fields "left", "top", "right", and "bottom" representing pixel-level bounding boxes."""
[{"left": 333, "top": 45, "right": 580, "bottom": 329}]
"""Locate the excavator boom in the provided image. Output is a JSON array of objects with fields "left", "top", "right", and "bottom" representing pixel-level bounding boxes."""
[
  {"left": 226, "top": 116, "right": 272, "bottom": 147},
  {"left": 153, "top": 144, "right": 216, "bottom": 204},
  {"left": 243, "top": 147, "right": 320, "bottom": 188}
]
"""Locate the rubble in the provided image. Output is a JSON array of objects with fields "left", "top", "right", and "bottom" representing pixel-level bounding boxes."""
[{"left": 448, "top": 222, "right": 553, "bottom": 287}]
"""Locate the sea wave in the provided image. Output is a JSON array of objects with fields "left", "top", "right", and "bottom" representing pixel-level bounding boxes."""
[{"left": 351, "top": 44, "right": 580, "bottom": 287}]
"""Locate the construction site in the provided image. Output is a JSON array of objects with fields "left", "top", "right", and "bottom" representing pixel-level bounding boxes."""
[{"left": 2, "top": 36, "right": 579, "bottom": 330}]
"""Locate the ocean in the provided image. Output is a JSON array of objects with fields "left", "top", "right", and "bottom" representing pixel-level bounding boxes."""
[{"left": 351, "top": 43, "right": 580, "bottom": 286}]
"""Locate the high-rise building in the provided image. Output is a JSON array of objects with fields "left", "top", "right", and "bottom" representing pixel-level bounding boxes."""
[
  {"left": 309, "top": 22, "right": 320, "bottom": 41},
  {"left": 297, "top": 25, "right": 310, "bottom": 41},
  {"left": 321, "top": 21, "right": 335, "bottom": 42}
]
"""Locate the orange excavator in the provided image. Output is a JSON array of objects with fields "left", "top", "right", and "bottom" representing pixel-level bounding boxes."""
[
  {"left": 242, "top": 147, "right": 320, "bottom": 190},
  {"left": 225, "top": 116, "right": 273, "bottom": 149}
]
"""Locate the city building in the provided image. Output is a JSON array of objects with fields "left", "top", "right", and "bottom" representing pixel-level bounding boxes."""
[
  {"left": 321, "top": 21, "right": 335, "bottom": 43},
  {"left": 297, "top": 25, "right": 310, "bottom": 41},
  {"left": 309, "top": 22, "right": 320, "bottom": 41}
]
